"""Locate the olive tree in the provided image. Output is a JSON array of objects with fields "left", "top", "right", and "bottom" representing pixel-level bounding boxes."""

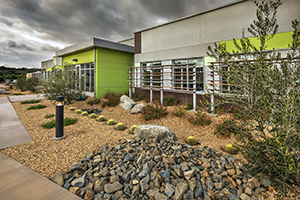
[{"left": 207, "top": 0, "right": 300, "bottom": 197}]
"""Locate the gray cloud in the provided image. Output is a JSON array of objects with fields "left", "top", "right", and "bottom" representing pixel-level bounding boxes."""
[
  {"left": 0, "top": 0, "right": 236, "bottom": 68},
  {"left": 7, "top": 40, "right": 34, "bottom": 51}
]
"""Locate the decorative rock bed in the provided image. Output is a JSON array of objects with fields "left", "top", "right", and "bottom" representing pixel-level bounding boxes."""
[{"left": 51, "top": 137, "right": 272, "bottom": 200}]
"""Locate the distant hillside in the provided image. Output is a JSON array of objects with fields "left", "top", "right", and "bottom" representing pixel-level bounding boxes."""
[{"left": 0, "top": 66, "right": 40, "bottom": 82}]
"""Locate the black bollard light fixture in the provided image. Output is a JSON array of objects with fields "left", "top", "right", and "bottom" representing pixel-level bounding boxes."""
[{"left": 53, "top": 96, "right": 66, "bottom": 140}]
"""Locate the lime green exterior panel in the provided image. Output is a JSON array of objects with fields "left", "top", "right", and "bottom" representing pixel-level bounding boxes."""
[
  {"left": 220, "top": 31, "right": 293, "bottom": 53},
  {"left": 46, "top": 68, "right": 52, "bottom": 72},
  {"left": 62, "top": 48, "right": 95, "bottom": 66},
  {"left": 95, "top": 47, "right": 133, "bottom": 98}
]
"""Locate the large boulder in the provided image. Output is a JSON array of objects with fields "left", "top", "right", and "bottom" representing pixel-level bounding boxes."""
[
  {"left": 134, "top": 124, "right": 177, "bottom": 142},
  {"left": 130, "top": 103, "right": 145, "bottom": 114},
  {"left": 119, "top": 95, "right": 136, "bottom": 111}
]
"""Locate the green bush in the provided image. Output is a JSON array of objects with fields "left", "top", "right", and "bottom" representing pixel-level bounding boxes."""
[
  {"left": 41, "top": 118, "right": 78, "bottom": 129},
  {"left": 107, "top": 119, "right": 115, "bottom": 125},
  {"left": 141, "top": 103, "right": 168, "bottom": 121},
  {"left": 43, "top": 67, "right": 85, "bottom": 104},
  {"left": 187, "top": 111, "right": 212, "bottom": 126},
  {"left": 102, "top": 90, "right": 124, "bottom": 107},
  {"left": 27, "top": 105, "right": 47, "bottom": 110},
  {"left": 90, "top": 113, "right": 97, "bottom": 118},
  {"left": 225, "top": 144, "right": 237, "bottom": 154},
  {"left": 15, "top": 77, "right": 41, "bottom": 92},
  {"left": 214, "top": 117, "right": 240, "bottom": 136},
  {"left": 75, "top": 110, "right": 81, "bottom": 114},
  {"left": 232, "top": 109, "right": 255, "bottom": 121},
  {"left": 163, "top": 95, "right": 179, "bottom": 106},
  {"left": 172, "top": 105, "right": 186, "bottom": 117},
  {"left": 21, "top": 100, "right": 41, "bottom": 104},
  {"left": 87, "top": 98, "right": 101, "bottom": 106},
  {"left": 45, "top": 114, "right": 55, "bottom": 119},
  {"left": 130, "top": 125, "right": 137, "bottom": 133},
  {"left": 116, "top": 123, "right": 125, "bottom": 130},
  {"left": 81, "top": 111, "right": 88, "bottom": 116},
  {"left": 185, "top": 102, "right": 193, "bottom": 110},
  {"left": 69, "top": 107, "right": 75, "bottom": 111},
  {"left": 98, "top": 115, "right": 105, "bottom": 122}
]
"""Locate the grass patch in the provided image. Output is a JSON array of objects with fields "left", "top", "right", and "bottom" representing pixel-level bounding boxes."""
[
  {"left": 41, "top": 118, "right": 78, "bottom": 129},
  {"left": 12, "top": 93, "right": 24, "bottom": 95},
  {"left": 27, "top": 104, "right": 47, "bottom": 110},
  {"left": 21, "top": 99, "right": 41, "bottom": 104},
  {"left": 45, "top": 114, "right": 55, "bottom": 119}
]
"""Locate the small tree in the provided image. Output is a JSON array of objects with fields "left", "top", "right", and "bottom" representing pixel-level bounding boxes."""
[
  {"left": 15, "top": 77, "right": 41, "bottom": 92},
  {"left": 43, "top": 65, "right": 84, "bottom": 104},
  {"left": 207, "top": 0, "right": 300, "bottom": 198}
]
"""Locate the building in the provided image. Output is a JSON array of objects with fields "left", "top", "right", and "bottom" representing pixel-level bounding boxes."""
[
  {"left": 42, "top": 38, "right": 134, "bottom": 98},
  {"left": 132, "top": 0, "right": 300, "bottom": 105}
]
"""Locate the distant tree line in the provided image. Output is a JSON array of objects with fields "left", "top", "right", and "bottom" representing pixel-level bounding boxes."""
[{"left": 0, "top": 66, "right": 40, "bottom": 82}]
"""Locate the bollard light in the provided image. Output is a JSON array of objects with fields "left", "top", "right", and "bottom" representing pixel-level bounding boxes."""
[{"left": 53, "top": 96, "right": 66, "bottom": 140}]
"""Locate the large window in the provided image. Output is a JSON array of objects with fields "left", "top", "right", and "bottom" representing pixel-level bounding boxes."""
[
  {"left": 173, "top": 58, "right": 204, "bottom": 91},
  {"left": 77, "top": 63, "right": 94, "bottom": 92}
]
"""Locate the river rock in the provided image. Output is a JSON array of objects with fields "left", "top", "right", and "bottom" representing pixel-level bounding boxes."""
[{"left": 130, "top": 103, "right": 145, "bottom": 114}]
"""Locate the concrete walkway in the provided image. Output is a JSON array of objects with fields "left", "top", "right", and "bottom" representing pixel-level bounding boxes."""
[
  {"left": 0, "top": 95, "right": 82, "bottom": 200},
  {"left": 8, "top": 94, "right": 45, "bottom": 102},
  {"left": 0, "top": 97, "right": 33, "bottom": 149},
  {"left": 0, "top": 153, "right": 82, "bottom": 200}
]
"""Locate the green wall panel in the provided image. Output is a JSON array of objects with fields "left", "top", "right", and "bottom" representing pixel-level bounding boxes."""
[
  {"left": 95, "top": 47, "right": 133, "bottom": 98},
  {"left": 62, "top": 48, "right": 94, "bottom": 66},
  {"left": 220, "top": 31, "right": 293, "bottom": 53}
]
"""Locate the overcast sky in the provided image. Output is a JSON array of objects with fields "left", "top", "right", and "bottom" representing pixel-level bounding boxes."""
[{"left": 0, "top": 0, "right": 236, "bottom": 68}]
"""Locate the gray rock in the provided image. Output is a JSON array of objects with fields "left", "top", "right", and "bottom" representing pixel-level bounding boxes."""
[
  {"left": 228, "top": 193, "right": 240, "bottom": 200},
  {"left": 240, "top": 193, "right": 251, "bottom": 200},
  {"left": 134, "top": 124, "right": 177, "bottom": 142},
  {"left": 173, "top": 165, "right": 183, "bottom": 176},
  {"left": 104, "top": 182, "right": 123, "bottom": 193},
  {"left": 70, "top": 162, "right": 82, "bottom": 173},
  {"left": 147, "top": 188, "right": 159, "bottom": 197},
  {"left": 138, "top": 162, "right": 151, "bottom": 178},
  {"left": 130, "top": 103, "right": 145, "bottom": 114},
  {"left": 165, "top": 183, "right": 175, "bottom": 197},
  {"left": 214, "top": 182, "right": 223, "bottom": 190},
  {"left": 174, "top": 181, "right": 188, "bottom": 200},
  {"left": 155, "top": 192, "right": 168, "bottom": 200},
  {"left": 0, "top": 89, "right": 5, "bottom": 94},
  {"left": 194, "top": 182, "right": 203, "bottom": 198},
  {"left": 159, "top": 169, "right": 171, "bottom": 179},
  {"left": 123, "top": 153, "right": 134, "bottom": 162},
  {"left": 131, "top": 184, "right": 140, "bottom": 197},
  {"left": 140, "top": 175, "right": 150, "bottom": 194},
  {"left": 119, "top": 95, "right": 136, "bottom": 111},
  {"left": 94, "top": 178, "right": 108, "bottom": 193},
  {"left": 262, "top": 178, "right": 271, "bottom": 187},
  {"left": 111, "top": 191, "right": 123, "bottom": 200},
  {"left": 71, "top": 174, "right": 86, "bottom": 188},
  {"left": 50, "top": 172, "right": 64, "bottom": 186},
  {"left": 255, "top": 187, "right": 266, "bottom": 194}
]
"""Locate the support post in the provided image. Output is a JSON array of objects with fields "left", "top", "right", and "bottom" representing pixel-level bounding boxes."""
[
  {"left": 193, "top": 66, "right": 197, "bottom": 111},
  {"left": 160, "top": 66, "right": 163, "bottom": 105},
  {"left": 150, "top": 66, "right": 153, "bottom": 104},
  {"left": 129, "top": 67, "right": 132, "bottom": 98}
]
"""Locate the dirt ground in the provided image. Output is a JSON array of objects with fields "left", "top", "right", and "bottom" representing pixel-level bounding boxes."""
[{"left": 0, "top": 93, "right": 292, "bottom": 199}]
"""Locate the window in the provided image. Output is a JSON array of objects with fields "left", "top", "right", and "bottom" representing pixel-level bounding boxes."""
[
  {"left": 141, "top": 61, "right": 162, "bottom": 88},
  {"left": 78, "top": 63, "right": 95, "bottom": 92},
  {"left": 173, "top": 58, "right": 204, "bottom": 91}
]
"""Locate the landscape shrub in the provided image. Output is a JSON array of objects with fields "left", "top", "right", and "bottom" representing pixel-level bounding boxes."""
[
  {"left": 187, "top": 111, "right": 212, "bottom": 126},
  {"left": 21, "top": 100, "right": 41, "bottom": 104},
  {"left": 102, "top": 90, "right": 124, "bottom": 107},
  {"left": 69, "top": 107, "right": 75, "bottom": 111},
  {"left": 214, "top": 117, "right": 240, "bottom": 136},
  {"left": 98, "top": 115, "right": 105, "bottom": 122},
  {"left": 12, "top": 93, "right": 24, "bottom": 95},
  {"left": 172, "top": 104, "right": 186, "bottom": 117},
  {"left": 27, "top": 105, "right": 47, "bottom": 110},
  {"left": 232, "top": 109, "right": 254, "bottom": 121},
  {"left": 206, "top": 0, "right": 300, "bottom": 197},
  {"left": 90, "top": 113, "right": 97, "bottom": 118},
  {"left": 185, "top": 102, "right": 193, "bottom": 110},
  {"left": 15, "top": 77, "right": 41, "bottom": 92},
  {"left": 45, "top": 114, "right": 55, "bottom": 119},
  {"left": 87, "top": 98, "right": 101, "bottom": 106},
  {"left": 131, "top": 93, "right": 147, "bottom": 102},
  {"left": 75, "top": 110, "right": 81, "bottom": 114},
  {"left": 41, "top": 118, "right": 78, "bottom": 129},
  {"left": 141, "top": 103, "right": 168, "bottom": 121},
  {"left": 163, "top": 95, "right": 179, "bottom": 106},
  {"left": 107, "top": 119, "right": 115, "bottom": 125},
  {"left": 43, "top": 67, "right": 85, "bottom": 104},
  {"left": 74, "top": 94, "right": 87, "bottom": 101},
  {"left": 81, "top": 111, "right": 88, "bottom": 116},
  {"left": 225, "top": 144, "right": 238, "bottom": 154},
  {"left": 116, "top": 123, "right": 125, "bottom": 130},
  {"left": 130, "top": 125, "right": 137, "bottom": 133}
]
